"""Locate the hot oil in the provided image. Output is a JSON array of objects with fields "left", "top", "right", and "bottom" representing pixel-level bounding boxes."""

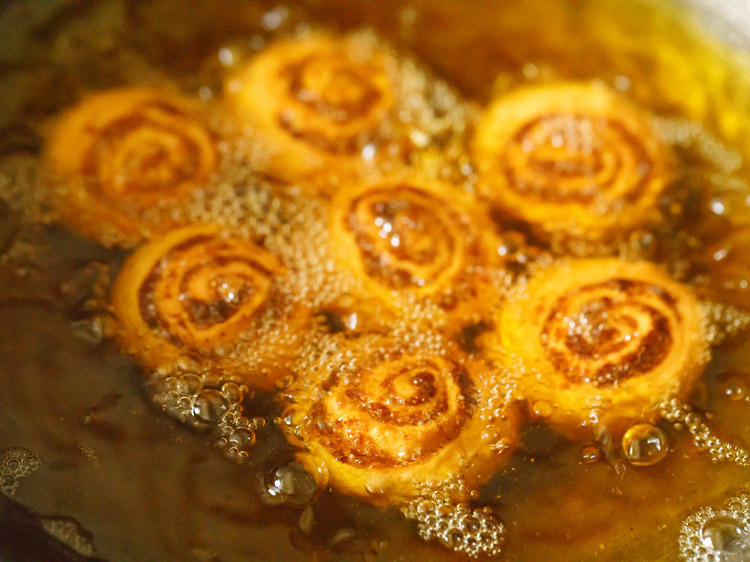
[{"left": 1, "top": 1, "right": 750, "bottom": 561}]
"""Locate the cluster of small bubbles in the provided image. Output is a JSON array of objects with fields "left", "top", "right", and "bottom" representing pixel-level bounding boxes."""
[
  {"left": 394, "top": 324, "right": 454, "bottom": 358},
  {"left": 481, "top": 354, "right": 524, "bottom": 408},
  {"left": 700, "top": 301, "right": 750, "bottom": 346},
  {"left": 660, "top": 399, "right": 750, "bottom": 467},
  {"left": 123, "top": 106, "right": 285, "bottom": 240},
  {"left": 621, "top": 423, "right": 669, "bottom": 466},
  {"left": 490, "top": 266, "right": 521, "bottom": 300},
  {"left": 228, "top": 304, "right": 317, "bottom": 383},
  {"left": 262, "top": 450, "right": 329, "bottom": 508},
  {"left": 267, "top": 200, "right": 359, "bottom": 309},
  {"left": 680, "top": 491, "right": 750, "bottom": 562},
  {"left": 404, "top": 482, "right": 505, "bottom": 558},
  {"left": 346, "top": 30, "right": 478, "bottom": 186},
  {"left": 146, "top": 369, "right": 263, "bottom": 461},
  {"left": 289, "top": 333, "right": 351, "bottom": 385},
  {"left": 0, "top": 447, "right": 41, "bottom": 497},
  {"left": 40, "top": 516, "right": 95, "bottom": 557},
  {"left": 550, "top": 231, "right": 624, "bottom": 260},
  {"left": 163, "top": 99, "right": 309, "bottom": 233},
  {"left": 75, "top": 441, "right": 100, "bottom": 468},
  {"left": 652, "top": 116, "right": 743, "bottom": 175},
  {"left": 177, "top": 176, "right": 292, "bottom": 244}
]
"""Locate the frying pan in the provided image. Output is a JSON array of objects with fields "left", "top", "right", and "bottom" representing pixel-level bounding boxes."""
[{"left": 0, "top": 1, "right": 749, "bottom": 561}]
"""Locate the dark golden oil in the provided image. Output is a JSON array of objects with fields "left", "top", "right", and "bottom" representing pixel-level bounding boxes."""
[{"left": 1, "top": 1, "right": 749, "bottom": 561}]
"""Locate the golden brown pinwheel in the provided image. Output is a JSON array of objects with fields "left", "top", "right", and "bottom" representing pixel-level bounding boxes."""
[
  {"left": 226, "top": 32, "right": 396, "bottom": 192},
  {"left": 473, "top": 82, "right": 675, "bottom": 240},
  {"left": 328, "top": 176, "right": 504, "bottom": 326},
  {"left": 483, "top": 258, "right": 708, "bottom": 439},
  {"left": 45, "top": 88, "right": 220, "bottom": 247},
  {"left": 111, "top": 224, "right": 311, "bottom": 389},
  {"left": 283, "top": 333, "right": 520, "bottom": 506}
]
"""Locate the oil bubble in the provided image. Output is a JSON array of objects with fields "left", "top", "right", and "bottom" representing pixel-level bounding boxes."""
[
  {"left": 177, "top": 373, "right": 203, "bottom": 394},
  {"left": 581, "top": 445, "right": 600, "bottom": 464},
  {"left": 532, "top": 400, "right": 552, "bottom": 418},
  {"left": 228, "top": 427, "right": 256, "bottom": 449},
  {"left": 201, "top": 371, "right": 222, "bottom": 388},
  {"left": 701, "top": 516, "right": 749, "bottom": 552},
  {"left": 152, "top": 375, "right": 178, "bottom": 395},
  {"left": 192, "top": 390, "right": 230, "bottom": 424},
  {"left": 622, "top": 423, "right": 668, "bottom": 466},
  {"left": 221, "top": 381, "right": 244, "bottom": 403},
  {"left": 722, "top": 377, "right": 747, "bottom": 402},
  {"left": 263, "top": 451, "right": 329, "bottom": 508},
  {"left": 441, "top": 528, "right": 465, "bottom": 549}
]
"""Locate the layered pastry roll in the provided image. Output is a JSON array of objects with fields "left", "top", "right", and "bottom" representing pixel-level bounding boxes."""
[
  {"left": 45, "top": 88, "right": 220, "bottom": 247},
  {"left": 473, "top": 82, "right": 675, "bottom": 240},
  {"left": 328, "top": 177, "right": 504, "bottom": 326},
  {"left": 483, "top": 258, "right": 708, "bottom": 439},
  {"left": 283, "top": 333, "right": 520, "bottom": 506},
  {"left": 226, "top": 32, "right": 471, "bottom": 195},
  {"left": 111, "top": 224, "right": 311, "bottom": 389}
]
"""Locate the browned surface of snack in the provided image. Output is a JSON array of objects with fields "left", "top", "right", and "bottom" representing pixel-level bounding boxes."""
[
  {"left": 111, "top": 224, "right": 312, "bottom": 389},
  {"left": 284, "top": 333, "right": 520, "bottom": 506},
  {"left": 484, "top": 258, "right": 708, "bottom": 439},
  {"left": 474, "top": 82, "right": 675, "bottom": 240},
  {"left": 328, "top": 176, "right": 504, "bottom": 328},
  {"left": 45, "top": 88, "right": 220, "bottom": 247}
]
